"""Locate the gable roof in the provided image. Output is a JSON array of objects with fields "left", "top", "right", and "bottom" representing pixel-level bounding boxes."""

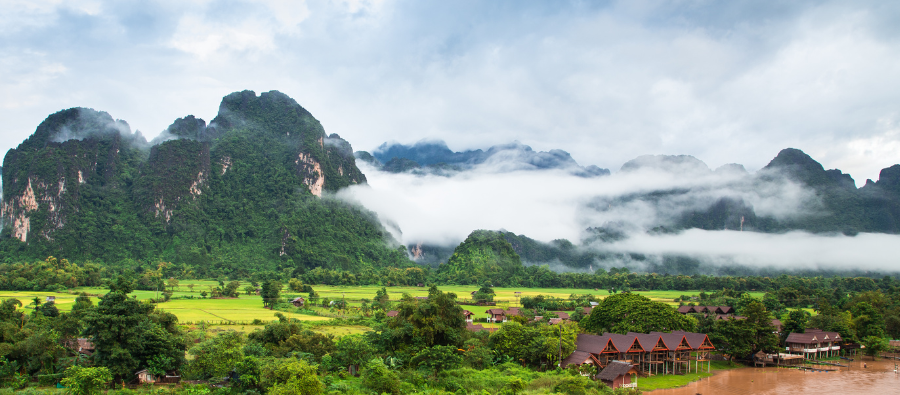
[
  {"left": 486, "top": 308, "right": 505, "bottom": 315},
  {"left": 596, "top": 361, "right": 637, "bottom": 381},
  {"left": 677, "top": 305, "right": 693, "bottom": 314},
  {"left": 560, "top": 350, "right": 593, "bottom": 368},
  {"left": 651, "top": 332, "right": 691, "bottom": 351},
  {"left": 574, "top": 334, "right": 618, "bottom": 354},
  {"left": 784, "top": 332, "right": 819, "bottom": 344},
  {"left": 462, "top": 310, "right": 473, "bottom": 316},
  {"left": 605, "top": 333, "right": 645, "bottom": 353},
  {"left": 386, "top": 310, "right": 399, "bottom": 317},
  {"left": 672, "top": 331, "right": 715, "bottom": 350}
]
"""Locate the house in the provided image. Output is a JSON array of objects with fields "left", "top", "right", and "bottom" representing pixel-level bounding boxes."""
[
  {"left": 135, "top": 369, "right": 155, "bottom": 384},
  {"left": 486, "top": 308, "right": 506, "bottom": 323},
  {"left": 596, "top": 361, "right": 638, "bottom": 389},
  {"left": 290, "top": 297, "right": 305, "bottom": 307},
  {"left": 386, "top": 310, "right": 399, "bottom": 317},
  {"left": 135, "top": 369, "right": 181, "bottom": 384},
  {"left": 784, "top": 329, "right": 842, "bottom": 359},
  {"left": 67, "top": 338, "right": 95, "bottom": 356},
  {"left": 561, "top": 331, "right": 714, "bottom": 376},
  {"left": 771, "top": 319, "right": 782, "bottom": 333},
  {"left": 45, "top": 296, "right": 56, "bottom": 303},
  {"left": 462, "top": 310, "right": 474, "bottom": 323}
]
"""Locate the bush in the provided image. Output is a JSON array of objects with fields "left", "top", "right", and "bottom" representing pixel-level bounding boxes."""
[
  {"left": 361, "top": 358, "right": 401, "bottom": 395},
  {"left": 61, "top": 366, "right": 112, "bottom": 395}
]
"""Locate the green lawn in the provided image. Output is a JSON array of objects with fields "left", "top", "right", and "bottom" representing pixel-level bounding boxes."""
[{"left": 637, "top": 360, "right": 742, "bottom": 391}]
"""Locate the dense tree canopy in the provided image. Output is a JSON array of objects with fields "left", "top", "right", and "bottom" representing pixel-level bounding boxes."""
[{"left": 580, "top": 293, "right": 696, "bottom": 334}]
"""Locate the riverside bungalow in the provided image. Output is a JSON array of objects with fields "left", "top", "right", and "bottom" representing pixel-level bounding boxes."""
[
  {"left": 785, "top": 329, "right": 842, "bottom": 359},
  {"left": 596, "top": 361, "right": 638, "bottom": 389},
  {"left": 672, "top": 330, "right": 716, "bottom": 373},
  {"left": 562, "top": 331, "right": 713, "bottom": 377}
]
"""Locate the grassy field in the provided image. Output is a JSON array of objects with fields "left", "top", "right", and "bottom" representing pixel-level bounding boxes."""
[
  {"left": 638, "top": 360, "right": 742, "bottom": 391},
  {"left": 0, "top": 284, "right": 766, "bottom": 325}
]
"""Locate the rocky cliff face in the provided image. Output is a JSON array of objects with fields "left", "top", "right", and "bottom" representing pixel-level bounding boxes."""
[
  {"left": 1, "top": 108, "right": 145, "bottom": 242},
  {"left": 1, "top": 91, "right": 371, "bottom": 267}
]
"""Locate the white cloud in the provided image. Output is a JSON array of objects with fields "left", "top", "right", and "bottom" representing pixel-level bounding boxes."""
[{"left": 602, "top": 229, "right": 900, "bottom": 271}]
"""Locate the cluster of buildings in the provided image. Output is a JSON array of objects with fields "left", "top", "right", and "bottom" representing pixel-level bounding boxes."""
[{"left": 561, "top": 330, "right": 716, "bottom": 383}]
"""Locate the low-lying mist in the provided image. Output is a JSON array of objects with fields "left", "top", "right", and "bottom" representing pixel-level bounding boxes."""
[{"left": 337, "top": 159, "right": 900, "bottom": 273}]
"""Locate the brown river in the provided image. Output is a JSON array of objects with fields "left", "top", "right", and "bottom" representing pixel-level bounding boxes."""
[{"left": 647, "top": 358, "right": 900, "bottom": 395}]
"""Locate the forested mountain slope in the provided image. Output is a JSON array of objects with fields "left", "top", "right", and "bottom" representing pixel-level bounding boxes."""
[{"left": 0, "top": 90, "right": 410, "bottom": 277}]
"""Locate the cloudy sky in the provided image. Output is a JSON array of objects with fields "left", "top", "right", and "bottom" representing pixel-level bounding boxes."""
[{"left": 3, "top": 0, "right": 900, "bottom": 184}]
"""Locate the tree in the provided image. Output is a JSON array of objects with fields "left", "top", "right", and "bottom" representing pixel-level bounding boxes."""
[
  {"left": 61, "top": 366, "right": 112, "bottom": 395},
  {"left": 261, "top": 280, "right": 282, "bottom": 308},
  {"left": 852, "top": 302, "right": 886, "bottom": 340},
  {"left": 260, "top": 359, "right": 323, "bottom": 395},
  {"left": 580, "top": 293, "right": 695, "bottom": 334},
  {"left": 381, "top": 286, "right": 466, "bottom": 353},
  {"left": 334, "top": 334, "right": 376, "bottom": 370},
  {"left": 780, "top": 310, "right": 810, "bottom": 344},
  {"left": 362, "top": 358, "right": 401, "bottom": 395},
  {"left": 411, "top": 345, "right": 462, "bottom": 376},
  {"left": 743, "top": 300, "right": 779, "bottom": 354},
  {"left": 82, "top": 288, "right": 185, "bottom": 381},
  {"left": 187, "top": 331, "right": 245, "bottom": 381},
  {"left": 861, "top": 336, "right": 889, "bottom": 359},
  {"left": 223, "top": 281, "right": 241, "bottom": 298},
  {"left": 167, "top": 278, "right": 179, "bottom": 292},
  {"left": 473, "top": 281, "right": 495, "bottom": 304}
]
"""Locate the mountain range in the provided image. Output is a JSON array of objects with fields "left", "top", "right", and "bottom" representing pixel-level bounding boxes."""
[
  {"left": 356, "top": 140, "right": 610, "bottom": 177},
  {"left": 2, "top": 90, "right": 899, "bottom": 277}
]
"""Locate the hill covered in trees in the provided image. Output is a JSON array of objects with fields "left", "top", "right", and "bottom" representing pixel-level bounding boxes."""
[{"left": 0, "top": 90, "right": 411, "bottom": 278}]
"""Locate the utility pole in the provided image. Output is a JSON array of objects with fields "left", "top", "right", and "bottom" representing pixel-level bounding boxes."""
[{"left": 558, "top": 324, "right": 562, "bottom": 368}]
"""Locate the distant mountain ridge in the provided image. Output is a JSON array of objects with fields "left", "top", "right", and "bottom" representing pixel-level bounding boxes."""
[{"left": 356, "top": 140, "right": 610, "bottom": 177}]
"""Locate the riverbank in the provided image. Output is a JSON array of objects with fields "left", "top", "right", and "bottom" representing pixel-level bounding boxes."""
[
  {"left": 645, "top": 357, "right": 900, "bottom": 395},
  {"left": 639, "top": 360, "right": 743, "bottom": 391}
]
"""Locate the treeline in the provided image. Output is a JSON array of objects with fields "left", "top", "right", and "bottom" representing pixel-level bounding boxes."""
[{"left": 0, "top": 282, "right": 638, "bottom": 395}]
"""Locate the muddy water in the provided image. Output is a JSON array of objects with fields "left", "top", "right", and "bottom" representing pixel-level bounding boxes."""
[{"left": 647, "top": 359, "right": 900, "bottom": 395}]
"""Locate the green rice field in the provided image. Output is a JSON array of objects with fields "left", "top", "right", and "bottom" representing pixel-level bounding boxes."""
[{"left": 0, "top": 284, "right": 765, "bottom": 325}]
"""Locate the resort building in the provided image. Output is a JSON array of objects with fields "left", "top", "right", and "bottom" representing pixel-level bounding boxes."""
[
  {"left": 784, "top": 329, "right": 842, "bottom": 359},
  {"left": 561, "top": 331, "right": 716, "bottom": 377}
]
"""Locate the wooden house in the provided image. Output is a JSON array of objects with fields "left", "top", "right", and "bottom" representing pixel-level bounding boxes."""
[
  {"left": 486, "top": 308, "right": 506, "bottom": 323},
  {"left": 785, "top": 329, "right": 842, "bottom": 359},
  {"left": 290, "top": 297, "right": 305, "bottom": 307},
  {"left": 386, "top": 310, "right": 399, "bottom": 317},
  {"left": 462, "top": 310, "right": 474, "bottom": 323},
  {"left": 596, "top": 361, "right": 638, "bottom": 389}
]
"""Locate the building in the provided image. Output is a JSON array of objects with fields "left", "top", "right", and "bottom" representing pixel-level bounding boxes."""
[
  {"left": 561, "top": 331, "right": 715, "bottom": 376},
  {"left": 290, "top": 297, "right": 305, "bottom": 307},
  {"left": 784, "top": 329, "right": 842, "bottom": 359},
  {"left": 596, "top": 361, "right": 638, "bottom": 389},
  {"left": 677, "top": 305, "right": 735, "bottom": 315},
  {"left": 486, "top": 308, "right": 506, "bottom": 323},
  {"left": 462, "top": 310, "right": 474, "bottom": 323},
  {"left": 386, "top": 310, "right": 399, "bottom": 317}
]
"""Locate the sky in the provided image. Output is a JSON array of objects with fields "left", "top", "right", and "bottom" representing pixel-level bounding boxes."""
[{"left": 2, "top": 0, "right": 900, "bottom": 184}]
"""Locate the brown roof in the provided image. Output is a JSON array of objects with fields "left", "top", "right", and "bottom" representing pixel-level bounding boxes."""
[
  {"left": 462, "top": 310, "right": 474, "bottom": 316},
  {"left": 583, "top": 306, "right": 593, "bottom": 315},
  {"left": 466, "top": 323, "right": 488, "bottom": 332},
  {"left": 386, "top": 310, "right": 399, "bottom": 317},
  {"left": 486, "top": 308, "right": 505, "bottom": 315},
  {"left": 549, "top": 318, "right": 564, "bottom": 325},
  {"left": 718, "top": 306, "right": 734, "bottom": 314},
  {"left": 630, "top": 333, "right": 666, "bottom": 351},
  {"left": 596, "top": 361, "right": 637, "bottom": 381},
  {"left": 605, "top": 333, "right": 644, "bottom": 353},
  {"left": 771, "top": 319, "right": 782, "bottom": 332},
  {"left": 784, "top": 332, "right": 820, "bottom": 345},
  {"left": 651, "top": 332, "right": 691, "bottom": 351},
  {"left": 672, "top": 331, "right": 716, "bottom": 350},
  {"left": 555, "top": 312, "right": 570, "bottom": 320},
  {"left": 677, "top": 306, "right": 693, "bottom": 314},
  {"left": 574, "top": 334, "right": 617, "bottom": 354},
  {"left": 561, "top": 350, "right": 593, "bottom": 367},
  {"left": 506, "top": 307, "right": 522, "bottom": 316}
]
